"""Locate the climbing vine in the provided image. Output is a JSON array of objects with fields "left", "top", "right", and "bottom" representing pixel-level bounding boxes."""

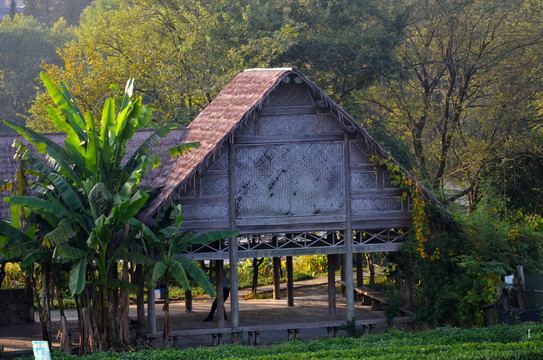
[{"left": 369, "top": 155, "right": 432, "bottom": 259}]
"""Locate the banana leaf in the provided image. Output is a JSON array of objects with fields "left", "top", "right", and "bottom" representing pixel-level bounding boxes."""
[
  {"left": 148, "top": 261, "right": 167, "bottom": 286},
  {"left": 170, "top": 260, "right": 190, "bottom": 291},
  {"left": 178, "top": 257, "right": 216, "bottom": 297},
  {"left": 69, "top": 258, "right": 86, "bottom": 295},
  {"left": 8, "top": 196, "right": 68, "bottom": 218}
]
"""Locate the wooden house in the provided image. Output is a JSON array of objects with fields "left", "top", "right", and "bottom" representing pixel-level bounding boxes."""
[
  {"left": 1, "top": 68, "right": 435, "bottom": 339},
  {"left": 141, "top": 68, "right": 436, "bottom": 333}
]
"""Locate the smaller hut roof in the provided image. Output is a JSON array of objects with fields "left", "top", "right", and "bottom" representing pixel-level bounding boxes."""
[{"left": 0, "top": 129, "right": 188, "bottom": 222}]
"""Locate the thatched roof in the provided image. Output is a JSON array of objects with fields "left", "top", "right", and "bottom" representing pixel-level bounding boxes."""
[
  {"left": 142, "top": 68, "right": 438, "bottom": 221},
  {"left": 0, "top": 129, "right": 188, "bottom": 222}
]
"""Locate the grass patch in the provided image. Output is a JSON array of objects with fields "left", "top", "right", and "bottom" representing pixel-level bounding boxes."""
[{"left": 38, "top": 323, "right": 543, "bottom": 359}]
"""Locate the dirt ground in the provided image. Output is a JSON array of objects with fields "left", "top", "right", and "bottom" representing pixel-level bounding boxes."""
[{"left": 0, "top": 277, "right": 389, "bottom": 356}]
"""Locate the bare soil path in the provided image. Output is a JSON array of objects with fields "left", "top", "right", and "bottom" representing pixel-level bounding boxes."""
[{"left": 0, "top": 276, "right": 388, "bottom": 355}]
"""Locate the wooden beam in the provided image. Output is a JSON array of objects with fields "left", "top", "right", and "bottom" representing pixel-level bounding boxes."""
[
  {"left": 260, "top": 105, "right": 315, "bottom": 116},
  {"left": 327, "top": 254, "right": 337, "bottom": 320},
  {"left": 235, "top": 133, "right": 343, "bottom": 144},
  {"left": 235, "top": 215, "right": 346, "bottom": 227},
  {"left": 273, "top": 257, "right": 281, "bottom": 300},
  {"left": 286, "top": 256, "right": 294, "bottom": 307}
]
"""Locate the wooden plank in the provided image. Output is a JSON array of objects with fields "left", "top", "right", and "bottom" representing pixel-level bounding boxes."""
[
  {"left": 353, "top": 243, "right": 405, "bottom": 253},
  {"left": 351, "top": 217, "right": 412, "bottom": 228},
  {"left": 236, "top": 215, "right": 347, "bottom": 227},
  {"left": 237, "top": 221, "right": 348, "bottom": 235},
  {"left": 182, "top": 243, "right": 404, "bottom": 261},
  {"left": 180, "top": 221, "right": 231, "bottom": 230},
  {"left": 235, "top": 133, "right": 343, "bottom": 144},
  {"left": 179, "top": 197, "right": 228, "bottom": 205},
  {"left": 351, "top": 189, "right": 403, "bottom": 197},
  {"left": 260, "top": 106, "right": 315, "bottom": 116},
  {"left": 148, "top": 316, "right": 414, "bottom": 340}
]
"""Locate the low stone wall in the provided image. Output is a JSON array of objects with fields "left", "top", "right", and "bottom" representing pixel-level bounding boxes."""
[{"left": 0, "top": 289, "right": 31, "bottom": 324}]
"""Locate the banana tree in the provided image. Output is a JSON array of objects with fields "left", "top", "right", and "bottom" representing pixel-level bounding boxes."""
[
  {"left": 135, "top": 202, "right": 238, "bottom": 346},
  {"left": 3, "top": 72, "right": 199, "bottom": 351}
]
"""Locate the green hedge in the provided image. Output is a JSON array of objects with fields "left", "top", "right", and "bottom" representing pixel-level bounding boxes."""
[{"left": 42, "top": 323, "right": 543, "bottom": 360}]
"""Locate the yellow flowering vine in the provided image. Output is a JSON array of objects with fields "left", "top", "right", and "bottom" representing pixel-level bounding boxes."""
[{"left": 369, "top": 155, "right": 432, "bottom": 259}]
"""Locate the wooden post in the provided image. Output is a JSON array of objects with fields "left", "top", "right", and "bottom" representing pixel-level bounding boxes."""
[
  {"left": 328, "top": 254, "right": 337, "bottom": 320},
  {"left": 147, "top": 286, "right": 156, "bottom": 335},
  {"left": 286, "top": 256, "right": 294, "bottom": 307},
  {"left": 216, "top": 260, "right": 225, "bottom": 328},
  {"left": 344, "top": 232, "right": 355, "bottom": 321},
  {"left": 340, "top": 254, "right": 346, "bottom": 296},
  {"left": 356, "top": 253, "right": 364, "bottom": 287},
  {"left": 229, "top": 240, "right": 239, "bottom": 331},
  {"left": 273, "top": 257, "right": 281, "bottom": 300},
  {"left": 228, "top": 136, "right": 240, "bottom": 333},
  {"left": 185, "top": 290, "right": 193, "bottom": 312},
  {"left": 366, "top": 253, "right": 375, "bottom": 285},
  {"left": 343, "top": 132, "right": 355, "bottom": 321}
]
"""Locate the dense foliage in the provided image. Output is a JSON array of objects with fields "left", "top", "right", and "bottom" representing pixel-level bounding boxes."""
[
  {"left": 0, "top": 75, "right": 235, "bottom": 351},
  {"left": 22, "top": 323, "right": 543, "bottom": 360},
  {"left": 1, "top": 0, "right": 543, "bottom": 337},
  {"left": 0, "top": 14, "right": 72, "bottom": 133}
]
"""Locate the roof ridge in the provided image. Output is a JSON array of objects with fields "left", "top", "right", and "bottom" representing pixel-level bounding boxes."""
[{"left": 244, "top": 68, "right": 293, "bottom": 72}]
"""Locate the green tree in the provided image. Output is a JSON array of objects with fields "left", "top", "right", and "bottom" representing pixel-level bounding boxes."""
[
  {"left": 140, "top": 202, "right": 237, "bottom": 346},
  {"left": 0, "top": 14, "right": 71, "bottom": 134},
  {"left": 27, "top": 0, "right": 403, "bottom": 130},
  {"left": 359, "top": 0, "right": 543, "bottom": 211},
  {"left": 2, "top": 73, "right": 211, "bottom": 351},
  {"left": 22, "top": 0, "right": 92, "bottom": 26}
]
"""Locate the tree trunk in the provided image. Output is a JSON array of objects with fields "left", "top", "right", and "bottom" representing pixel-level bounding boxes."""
[
  {"left": 162, "top": 279, "right": 170, "bottom": 347},
  {"left": 135, "top": 264, "right": 145, "bottom": 340},
  {"left": 75, "top": 295, "right": 86, "bottom": 355},
  {"left": 0, "top": 263, "right": 5, "bottom": 288},
  {"left": 251, "top": 258, "right": 263, "bottom": 296},
  {"left": 365, "top": 253, "right": 375, "bottom": 285},
  {"left": 35, "top": 274, "right": 51, "bottom": 349},
  {"left": 53, "top": 273, "right": 70, "bottom": 353},
  {"left": 120, "top": 261, "right": 130, "bottom": 347},
  {"left": 355, "top": 253, "right": 364, "bottom": 287},
  {"left": 404, "top": 257, "right": 413, "bottom": 309}
]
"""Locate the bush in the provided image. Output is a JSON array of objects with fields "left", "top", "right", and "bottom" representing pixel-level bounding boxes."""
[{"left": 29, "top": 323, "right": 543, "bottom": 360}]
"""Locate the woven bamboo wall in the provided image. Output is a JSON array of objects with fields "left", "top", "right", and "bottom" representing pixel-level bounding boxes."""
[{"left": 178, "top": 81, "right": 412, "bottom": 234}]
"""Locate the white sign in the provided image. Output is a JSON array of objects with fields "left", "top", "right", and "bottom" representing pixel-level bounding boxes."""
[{"left": 32, "top": 341, "right": 51, "bottom": 360}]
